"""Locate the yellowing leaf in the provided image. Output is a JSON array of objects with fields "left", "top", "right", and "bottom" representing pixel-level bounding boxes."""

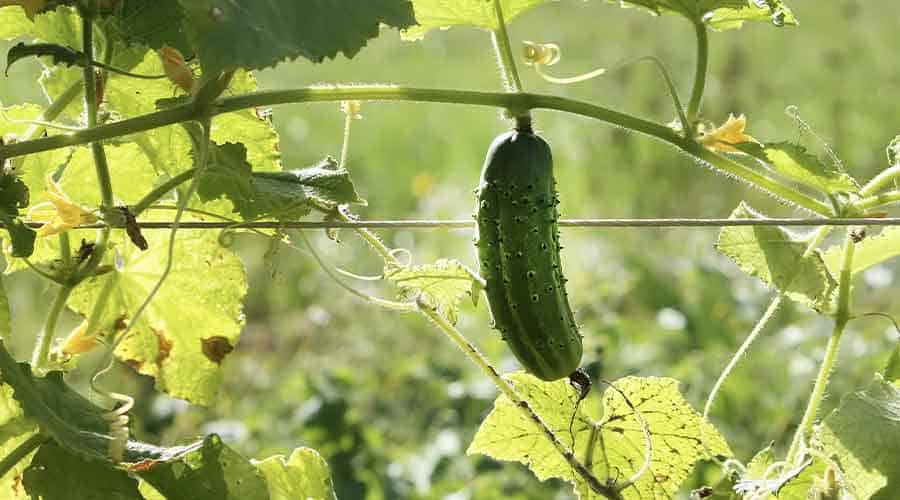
[
  {"left": 30, "top": 177, "right": 97, "bottom": 237},
  {"left": 699, "top": 113, "right": 758, "bottom": 153}
]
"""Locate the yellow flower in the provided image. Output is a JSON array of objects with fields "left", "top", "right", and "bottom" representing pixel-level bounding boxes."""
[
  {"left": 699, "top": 114, "right": 758, "bottom": 153},
  {"left": 60, "top": 320, "right": 100, "bottom": 355},
  {"left": 158, "top": 46, "right": 195, "bottom": 94},
  {"left": 29, "top": 177, "right": 98, "bottom": 237}
]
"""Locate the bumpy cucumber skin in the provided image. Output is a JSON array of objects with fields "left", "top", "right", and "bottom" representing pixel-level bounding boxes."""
[{"left": 474, "top": 127, "right": 582, "bottom": 381}]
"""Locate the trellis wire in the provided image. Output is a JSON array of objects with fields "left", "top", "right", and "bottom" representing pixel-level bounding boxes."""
[{"left": 10, "top": 217, "right": 900, "bottom": 230}]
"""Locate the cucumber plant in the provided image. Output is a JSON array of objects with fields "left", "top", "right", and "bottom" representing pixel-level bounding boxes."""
[{"left": 0, "top": 1, "right": 898, "bottom": 499}]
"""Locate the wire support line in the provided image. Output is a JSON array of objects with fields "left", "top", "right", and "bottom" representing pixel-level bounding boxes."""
[{"left": 10, "top": 217, "right": 900, "bottom": 231}]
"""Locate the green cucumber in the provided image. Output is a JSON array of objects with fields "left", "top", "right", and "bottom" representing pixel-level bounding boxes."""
[{"left": 474, "top": 124, "right": 582, "bottom": 381}]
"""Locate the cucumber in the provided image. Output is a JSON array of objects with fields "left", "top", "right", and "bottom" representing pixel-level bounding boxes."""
[{"left": 474, "top": 124, "right": 582, "bottom": 381}]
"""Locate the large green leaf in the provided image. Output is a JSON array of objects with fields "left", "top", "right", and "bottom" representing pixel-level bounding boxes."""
[
  {"left": 403, "top": 0, "right": 552, "bottom": 40},
  {"left": 23, "top": 442, "right": 143, "bottom": 500},
  {"left": 107, "top": 0, "right": 193, "bottom": 56},
  {"left": 609, "top": 0, "right": 797, "bottom": 30},
  {"left": 814, "top": 375, "right": 900, "bottom": 500},
  {"left": 178, "top": 0, "right": 417, "bottom": 76},
  {"left": 716, "top": 202, "right": 836, "bottom": 311},
  {"left": 254, "top": 448, "right": 338, "bottom": 500},
  {"left": 468, "top": 372, "right": 731, "bottom": 499}
]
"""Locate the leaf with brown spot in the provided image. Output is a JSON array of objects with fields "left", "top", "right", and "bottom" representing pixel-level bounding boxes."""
[
  {"left": 201, "top": 336, "right": 233, "bottom": 364},
  {"left": 152, "top": 327, "right": 173, "bottom": 365}
]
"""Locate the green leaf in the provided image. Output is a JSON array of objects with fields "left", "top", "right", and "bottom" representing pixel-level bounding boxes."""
[
  {"left": 108, "top": 0, "right": 193, "bottom": 56},
  {"left": 403, "top": 0, "right": 551, "bottom": 40},
  {"left": 740, "top": 142, "right": 859, "bottom": 196},
  {"left": 0, "top": 385, "right": 39, "bottom": 499},
  {"left": 254, "top": 447, "right": 338, "bottom": 500},
  {"left": 468, "top": 372, "right": 731, "bottom": 499},
  {"left": 197, "top": 152, "right": 365, "bottom": 220},
  {"left": 0, "top": 280, "right": 40, "bottom": 496},
  {"left": 716, "top": 202, "right": 837, "bottom": 311},
  {"left": 23, "top": 441, "right": 143, "bottom": 500},
  {"left": 178, "top": 0, "right": 416, "bottom": 76},
  {"left": 885, "top": 344, "right": 900, "bottom": 387},
  {"left": 823, "top": 227, "right": 900, "bottom": 278},
  {"left": 0, "top": 167, "right": 35, "bottom": 258},
  {"left": 609, "top": 0, "right": 797, "bottom": 29},
  {"left": 67, "top": 226, "right": 247, "bottom": 405},
  {"left": 733, "top": 456, "right": 825, "bottom": 500},
  {"left": 0, "top": 340, "right": 203, "bottom": 463},
  {"left": 814, "top": 375, "right": 900, "bottom": 500},
  {"left": 385, "top": 258, "right": 480, "bottom": 324},
  {"left": 137, "top": 434, "right": 268, "bottom": 500}
]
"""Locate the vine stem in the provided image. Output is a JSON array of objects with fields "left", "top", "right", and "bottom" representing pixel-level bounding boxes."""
[
  {"left": 416, "top": 298, "right": 621, "bottom": 500},
  {"left": 31, "top": 285, "right": 74, "bottom": 369},
  {"left": 0, "top": 86, "right": 833, "bottom": 216},
  {"left": 0, "top": 434, "right": 47, "bottom": 478},
  {"left": 703, "top": 295, "right": 784, "bottom": 422},
  {"left": 490, "top": 0, "right": 523, "bottom": 93},
  {"left": 702, "top": 226, "right": 832, "bottom": 425},
  {"left": 857, "top": 190, "right": 900, "bottom": 211},
  {"left": 860, "top": 164, "right": 900, "bottom": 196},
  {"left": 687, "top": 20, "right": 708, "bottom": 124},
  {"left": 76, "top": 10, "right": 112, "bottom": 286},
  {"left": 786, "top": 230, "right": 856, "bottom": 464}
]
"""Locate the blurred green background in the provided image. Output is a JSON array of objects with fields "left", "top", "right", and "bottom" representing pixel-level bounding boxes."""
[{"left": 3, "top": 0, "right": 900, "bottom": 498}]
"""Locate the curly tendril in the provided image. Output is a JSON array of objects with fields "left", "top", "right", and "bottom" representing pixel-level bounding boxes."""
[
  {"left": 522, "top": 41, "right": 606, "bottom": 85},
  {"left": 102, "top": 392, "right": 134, "bottom": 463}
]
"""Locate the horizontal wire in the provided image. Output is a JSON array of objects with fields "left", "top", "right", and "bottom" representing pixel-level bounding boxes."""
[{"left": 9, "top": 217, "right": 900, "bottom": 230}]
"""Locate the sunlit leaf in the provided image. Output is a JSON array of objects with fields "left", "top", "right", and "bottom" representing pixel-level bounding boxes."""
[
  {"left": 716, "top": 202, "right": 837, "bottom": 311},
  {"left": 385, "top": 258, "right": 481, "bottom": 324},
  {"left": 67, "top": 225, "right": 247, "bottom": 405},
  {"left": 740, "top": 141, "right": 859, "bottom": 196},
  {"left": 814, "top": 375, "right": 900, "bottom": 500},
  {"left": 254, "top": 447, "right": 338, "bottom": 500},
  {"left": 609, "top": 0, "right": 797, "bottom": 29},
  {"left": 468, "top": 372, "right": 731, "bottom": 499},
  {"left": 404, "top": 0, "right": 553, "bottom": 40}
]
